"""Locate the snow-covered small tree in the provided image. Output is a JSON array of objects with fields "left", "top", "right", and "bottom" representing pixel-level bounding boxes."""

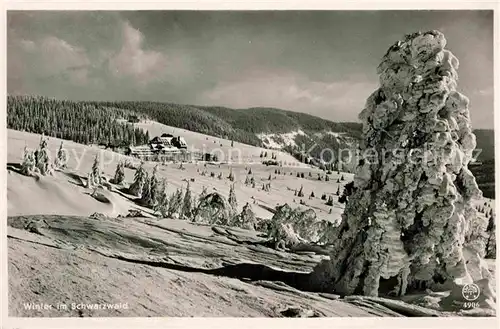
[
  {"left": 21, "top": 146, "right": 36, "bottom": 176},
  {"left": 36, "top": 136, "right": 53, "bottom": 175},
  {"left": 129, "top": 161, "right": 147, "bottom": 197},
  {"left": 181, "top": 182, "right": 193, "bottom": 219},
  {"left": 91, "top": 154, "right": 102, "bottom": 185},
  {"left": 154, "top": 178, "right": 169, "bottom": 217},
  {"left": 86, "top": 172, "right": 94, "bottom": 189},
  {"left": 168, "top": 188, "right": 184, "bottom": 217},
  {"left": 112, "top": 161, "right": 125, "bottom": 185},
  {"left": 228, "top": 183, "right": 238, "bottom": 216},
  {"left": 485, "top": 215, "right": 496, "bottom": 259},
  {"left": 54, "top": 141, "right": 68, "bottom": 170},
  {"left": 139, "top": 171, "right": 153, "bottom": 205},
  {"left": 228, "top": 168, "right": 235, "bottom": 182},
  {"left": 297, "top": 185, "right": 304, "bottom": 197},
  {"left": 145, "top": 165, "right": 160, "bottom": 207},
  {"left": 233, "top": 202, "right": 257, "bottom": 229}
]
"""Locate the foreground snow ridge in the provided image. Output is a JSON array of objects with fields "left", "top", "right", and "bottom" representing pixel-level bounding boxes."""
[{"left": 309, "top": 31, "right": 493, "bottom": 303}]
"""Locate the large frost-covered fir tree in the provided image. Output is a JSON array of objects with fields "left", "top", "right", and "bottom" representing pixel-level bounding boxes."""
[{"left": 308, "top": 31, "right": 490, "bottom": 298}]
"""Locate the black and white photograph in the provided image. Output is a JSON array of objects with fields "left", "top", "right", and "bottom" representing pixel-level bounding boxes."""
[{"left": 3, "top": 3, "right": 498, "bottom": 322}]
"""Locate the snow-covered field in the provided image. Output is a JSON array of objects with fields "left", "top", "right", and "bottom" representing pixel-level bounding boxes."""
[
  {"left": 6, "top": 127, "right": 496, "bottom": 317},
  {"left": 7, "top": 128, "right": 351, "bottom": 222}
]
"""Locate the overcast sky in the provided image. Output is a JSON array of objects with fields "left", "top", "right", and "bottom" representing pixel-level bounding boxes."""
[{"left": 7, "top": 10, "right": 494, "bottom": 128}]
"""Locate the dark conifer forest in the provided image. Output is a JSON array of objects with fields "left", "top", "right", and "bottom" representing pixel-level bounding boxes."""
[{"left": 7, "top": 95, "right": 149, "bottom": 147}]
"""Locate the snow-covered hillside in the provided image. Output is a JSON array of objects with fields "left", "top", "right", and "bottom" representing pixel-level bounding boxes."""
[{"left": 256, "top": 130, "right": 307, "bottom": 149}]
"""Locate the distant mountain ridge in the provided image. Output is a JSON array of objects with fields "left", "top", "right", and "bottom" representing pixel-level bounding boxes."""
[
  {"left": 91, "top": 100, "right": 495, "bottom": 198},
  {"left": 90, "top": 101, "right": 363, "bottom": 145},
  {"left": 92, "top": 100, "right": 494, "bottom": 158},
  {"left": 8, "top": 96, "right": 493, "bottom": 163}
]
